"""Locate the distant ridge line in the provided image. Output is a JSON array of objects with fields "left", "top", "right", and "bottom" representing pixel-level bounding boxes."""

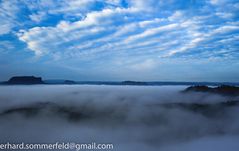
[{"left": 0, "top": 76, "right": 239, "bottom": 86}]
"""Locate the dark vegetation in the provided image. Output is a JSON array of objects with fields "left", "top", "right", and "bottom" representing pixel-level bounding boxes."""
[{"left": 184, "top": 85, "right": 239, "bottom": 96}]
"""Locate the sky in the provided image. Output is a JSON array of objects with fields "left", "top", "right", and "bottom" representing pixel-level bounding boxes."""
[{"left": 0, "top": 0, "right": 239, "bottom": 82}]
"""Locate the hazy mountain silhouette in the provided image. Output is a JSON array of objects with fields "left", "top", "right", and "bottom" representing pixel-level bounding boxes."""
[{"left": 1, "top": 76, "right": 239, "bottom": 86}]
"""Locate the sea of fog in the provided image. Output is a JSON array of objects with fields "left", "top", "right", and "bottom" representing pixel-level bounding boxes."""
[{"left": 0, "top": 85, "right": 239, "bottom": 151}]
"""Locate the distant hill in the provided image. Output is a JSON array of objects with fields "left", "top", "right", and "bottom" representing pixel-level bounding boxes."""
[
  {"left": 121, "top": 81, "right": 148, "bottom": 85},
  {"left": 44, "top": 79, "right": 76, "bottom": 84},
  {"left": 64, "top": 80, "right": 76, "bottom": 84},
  {"left": 4, "top": 76, "right": 44, "bottom": 84}
]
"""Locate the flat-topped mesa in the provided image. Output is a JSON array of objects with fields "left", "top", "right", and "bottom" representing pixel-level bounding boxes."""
[{"left": 6, "top": 76, "right": 44, "bottom": 84}]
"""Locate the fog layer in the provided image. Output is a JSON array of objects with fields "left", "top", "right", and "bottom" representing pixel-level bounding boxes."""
[{"left": 0, "top": 85, "right": 238, "bottom": 151}]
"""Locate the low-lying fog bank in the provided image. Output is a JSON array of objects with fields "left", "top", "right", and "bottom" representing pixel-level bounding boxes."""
[{"left": 0, "top": 85, "right": 239, "bottom": 151}]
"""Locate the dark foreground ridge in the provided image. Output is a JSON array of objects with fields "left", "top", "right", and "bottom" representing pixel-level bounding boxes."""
[
  {"left": 184, "top": 85, "right": 239, "bottom": 96},
  {"left": 4, "top": 76, "right": 44, "bottom": 84},
  {"left": 1, "top": 101, "right": 239, "bottom": 122}
]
